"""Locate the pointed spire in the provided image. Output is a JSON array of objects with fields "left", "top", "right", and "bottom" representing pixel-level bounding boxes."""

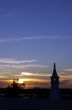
[
  {"left": 54, "top": 62, "right": 56, "bottom": 70},
  {"left": 53, "top": 62, "right": 57, "bottom": 76}
]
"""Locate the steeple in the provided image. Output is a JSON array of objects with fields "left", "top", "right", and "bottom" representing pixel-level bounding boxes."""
[
  {"left": 50, "top": 63, "right": 60, "bottom": 100},
  {"left": 53, "top": 62, "right": 57, "bottom": 76}
]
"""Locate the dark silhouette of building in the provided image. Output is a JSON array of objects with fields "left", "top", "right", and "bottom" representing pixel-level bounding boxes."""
[{"left": 50, "top": 63, "right": 60, "bottom": 100}]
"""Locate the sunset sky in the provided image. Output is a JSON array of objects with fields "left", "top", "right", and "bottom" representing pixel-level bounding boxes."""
[{"left": 0, "top": 0, "right": 72, "bottom": 88}]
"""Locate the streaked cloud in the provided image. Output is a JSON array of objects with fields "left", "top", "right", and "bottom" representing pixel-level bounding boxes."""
[
  {"left": 0, "top": 36, "right": 71, "bottom": 44},
  {"left": 0, "top": 36, "right": 51, "bottom": 44},
  {"left": 21, "top": 72, "right": 32, "bottom": 76},
  {"left": 1, "top": 71, "right": 72, "bottom": 88},
  {"left": 60, "top": 79, "right": 72, "bottom": 88},
  {"left": 23, "top": 64, "right": 48, "bottom": 68},
  {"left": 0, "top": 58, "right": 49, "bottom": 81},
  {"left": 0, "top": 64, "right": 49, "bottom": 70},
  {"left": 0, "top": 62, "right": 72, "bottom": 88},
  {"left": 0, "top": 71, "right": 50, "bottom": 81},
  {"left": 0, "top": 58, "right": 36, "bottom": 64},
  {"left": 64, "top": 69, "right": 72, "bottom": 72},
  {"left": 0, "top": 57, "right": 49, "bottom": 82},
  {"left": 21, "top": 72, "right": 49, "bottom": 77}
]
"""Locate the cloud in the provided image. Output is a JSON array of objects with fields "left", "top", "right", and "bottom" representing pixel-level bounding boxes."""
[
  {"left": 0, "top": 64, "right": 49, "bottom": 70},
  {"left": 0, "top": 36, "right": 71, "bottom": 44},
  {"left": 64, "top": 69, "right": 72, "bottom": 72},
  {"left": 1, "top": 70, "right": 72, "bottom": 88},
  {"left": 0, "top": 58, "right": 37, "bottom": 64},
  {"left": 0, "top": 36, "right": 50, "bottom": 44},
  {"left": 0, "top": 58, "right": 49, "bottom": 79},
  {"left": 0, "top": 58, "right": 48, "bottom": 69},
  {"left": 26, "top": 81, "right": 50, "bottom": 88},
  {"left": 24, "top": 64, "right": 48, "bottom": 68},
  {"left": 21, "top": 72, "right": 49, "bottom": 77},
  {"left": 60, "top": 79, "right": 72, "bottom": 88},
  {"left": 21, "top": 72, "right": 32, "bottom": 76}
]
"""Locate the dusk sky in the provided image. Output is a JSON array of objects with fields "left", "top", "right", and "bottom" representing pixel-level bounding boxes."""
[{"left": 0, "top": 0, "right": 72, "bottom": 88}]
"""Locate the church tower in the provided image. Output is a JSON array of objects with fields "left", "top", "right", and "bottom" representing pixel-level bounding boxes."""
[{"left": 50, "top": 63, "right": 60, "bottom": 100}]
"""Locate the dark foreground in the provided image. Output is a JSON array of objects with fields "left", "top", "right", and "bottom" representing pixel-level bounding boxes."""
[{"left": 0, "top": 98, "right": 72, "bottom": 110}]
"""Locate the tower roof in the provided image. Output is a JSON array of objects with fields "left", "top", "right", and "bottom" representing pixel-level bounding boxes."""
[{"left": 53, "top": 62, "right": 57, "bottom": 76}]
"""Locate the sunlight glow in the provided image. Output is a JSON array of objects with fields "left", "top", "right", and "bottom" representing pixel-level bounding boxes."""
[
  {"left": 18, "top": 78, "right": 30, "bottom": 84},
  {"left": 18, "top": 79, "right": 25, "bottom": 84}
]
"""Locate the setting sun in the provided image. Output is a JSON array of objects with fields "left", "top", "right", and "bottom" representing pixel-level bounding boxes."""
[
  {"left": 18, "top": 78, "right": 30, "bottom": 84},
  {"left": 18, "top": 79, "right": 25, "bottom": 84}
]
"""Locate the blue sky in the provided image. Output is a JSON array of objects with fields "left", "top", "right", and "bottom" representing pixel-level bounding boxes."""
[{"left": 0, "top": 0, "right": 72, "bottom": 88}]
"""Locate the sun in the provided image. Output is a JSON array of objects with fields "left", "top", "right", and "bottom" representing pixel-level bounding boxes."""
[
  {"left": 18, "top": 78, "right": 29, "bottom": 84},
  {"left": 18, "top": 79, "right": 24, "bottom": 84}
]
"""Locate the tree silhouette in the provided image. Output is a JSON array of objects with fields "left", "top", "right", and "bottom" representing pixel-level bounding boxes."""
[{"left": 6, "top": 79, "right": 25, "bottom": 97}]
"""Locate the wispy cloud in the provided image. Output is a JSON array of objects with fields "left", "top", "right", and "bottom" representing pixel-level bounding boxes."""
[
  {"left": 1, "top": 71, "right": 72, "bottom": 88},
  {"left": 0, "top": 36, "right": 50, "bottom": 44},
  {"left": 0, "top": 58, "right": 36, "bottom": 64},
  {"left": 21, "top": 72, "right": 49, "bottom": 77},
  {"left": 0, "top": 71, "right": 49, "bottom": 80},
  {"left": 0, "top": 64, "right": 49, "bottom": 69},
  {"left": 24, "top": 64, "right": 49, "bottom": 68},
  {"left": 60, "top": 80, "right": 72, "bottom": 88},
  {"left": 0, "top": 58, "right": 49, "bottom": 78},
  {"left": 0, "top": 36, "right": 71, "bottom": 44},
  {"left": 64, "top": 69, "right": 72, "bottom": 72}
]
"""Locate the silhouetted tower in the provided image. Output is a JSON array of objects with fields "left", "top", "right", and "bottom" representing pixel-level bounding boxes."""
[{"left": 50, "top": 63, "right": 60, "bottom": 100}]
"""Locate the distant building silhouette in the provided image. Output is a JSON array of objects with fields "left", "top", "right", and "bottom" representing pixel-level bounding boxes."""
[{"left": 50, "top": 63, "right": 60, "bottom": 100}]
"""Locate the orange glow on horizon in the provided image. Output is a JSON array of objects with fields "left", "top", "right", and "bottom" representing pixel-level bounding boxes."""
[{"left": 0, "top": 78, "right": 49, "bottom": 88}]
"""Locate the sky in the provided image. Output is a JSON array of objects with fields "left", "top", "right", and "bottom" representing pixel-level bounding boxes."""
[{"left": 0, "top": 0, "right": 72, "bottom": 88}]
